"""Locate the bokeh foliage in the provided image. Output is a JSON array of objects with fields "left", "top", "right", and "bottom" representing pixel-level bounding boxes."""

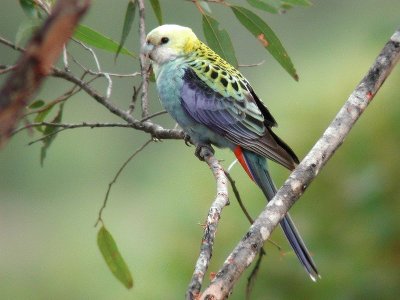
[{"left": 1, "top": 0, "right": 399, "bottom": 299}]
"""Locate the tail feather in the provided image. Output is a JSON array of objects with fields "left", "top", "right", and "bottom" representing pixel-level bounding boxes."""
[{"left": 234, "top": 146, "right": 319, "bottom": 280}]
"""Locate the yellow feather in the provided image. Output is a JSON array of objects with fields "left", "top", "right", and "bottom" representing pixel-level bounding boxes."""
[{"left": 183, "top": 37, "right": 200, "bottom": 54}]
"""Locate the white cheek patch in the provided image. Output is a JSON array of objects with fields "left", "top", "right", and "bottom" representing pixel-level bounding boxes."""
[{"left": 154, "top": 47, "right": 178, "bottom": 64}]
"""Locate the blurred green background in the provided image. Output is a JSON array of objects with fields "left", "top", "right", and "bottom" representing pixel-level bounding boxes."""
[{"left": 1, "top": 0, "right": 400, "bottom": 299}]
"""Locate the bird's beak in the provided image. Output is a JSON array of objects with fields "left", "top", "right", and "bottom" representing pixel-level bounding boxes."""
[{"left": 142, "top": 42, "right": 154, "bottom": 60}]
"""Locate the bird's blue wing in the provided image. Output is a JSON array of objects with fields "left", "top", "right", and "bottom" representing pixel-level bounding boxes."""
[{"left": 180, "top": 67, "right": 298, "bottom": 169}]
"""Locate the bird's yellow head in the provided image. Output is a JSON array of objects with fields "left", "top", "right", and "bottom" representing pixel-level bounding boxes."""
[{"left": 143, "top": 24, "right": 200, "bottom": 65}]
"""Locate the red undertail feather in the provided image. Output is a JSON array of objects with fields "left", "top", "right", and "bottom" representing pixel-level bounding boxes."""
[{"left": 234, "top": 146, "right": 254, "bottom": 181}]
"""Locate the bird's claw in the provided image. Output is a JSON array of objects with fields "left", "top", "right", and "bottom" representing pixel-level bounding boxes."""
[
  {"left": 183, "top": 133, "right": 193, "bottom": 147},
  {"left": 195, "top": 144, "right": 215, "bottom": 161}
]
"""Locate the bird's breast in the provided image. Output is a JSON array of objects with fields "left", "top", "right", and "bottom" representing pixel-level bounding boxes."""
[{"left": 156, "top": 63, "right": 195, "bottom": 128}]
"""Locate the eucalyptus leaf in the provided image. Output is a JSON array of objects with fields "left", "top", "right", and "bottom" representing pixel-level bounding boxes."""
[
  {"left": 15, "top": 19, "right": 41, "bottom": 47},
  {"left": 247, "top": 0, "right": 279, "bottom": 14},
  {"left": 116, "top": 0, "right": 137, "bottom": 60},
  {"left": 284, "top": 0, "right": 311, "bottom": 6},
  {"left": 198, "top": 1, "right": 212, "bottom": 14},
  {"left": 202, "top": 14, "right": 238, "bottom": 67},
  {"left": 40, "top": 104, "right": 63, "bottom": 166},
  {"left": 74, "top": 24, "right": 136, "bottom": 57},
  {"left": 231, "top": 6, "right": 298, "bottom": 80},
  {"left": 149, "top": 0, "right": 163, "bottom": 25},
  {"left": 28, "top": 100, "right": 45, "bottom": 109},
  {"left": 97, "top": 226, "right": 134, "bottom": 289},
  {"left": 33, "top": 102, "right": 56, "bottom": 133},
  {"left": 248, "top": 0, "right": 311, "bottom": 14},
  {"left": 19, "top": 0, "right": 38, "bottom": 18}
]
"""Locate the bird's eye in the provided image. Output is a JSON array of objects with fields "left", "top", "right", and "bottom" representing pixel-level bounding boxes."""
[{"left": 160, "top": 37, "right": 169, "bottom": 44}]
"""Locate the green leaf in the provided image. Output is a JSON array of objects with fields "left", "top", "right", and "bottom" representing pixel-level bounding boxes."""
[
  {"left": 19, "top": 0, "right": 47, "bottom": 19},
  {"left": 284, "top": 0, "right": 311, "bottom": 6},
  {"left": 40, "top": 104, "right": 63, "bottom": 166},
  {"left": 116, "top": 0, "right": 137, "bottom": 60},
  {"left": 28, "top": 100, "right": 45, "bottom": 109},
  {"left": 19, "top": 0, "right": 38, "bottom": 18},
  {"left": 149, "top": 70, "right": 156, "bottom": 82},
  {"left": 202, "top": 14, "right": 238, "bottom": 68},
  {"left": 15, "top": 19, "right": 41, "bottom": 47},
  {"left": 248, "top": 0, "right": 311, "bottom": 14},
  {"left": 149, "top": 0, "right": 163, "bottom": 25},
  {"left": 33, "top": 102, "right": 56, "bottom": 133},
  {"left": 74, "top": 24, "right": 136, "bottom": 57},
  {"left": 97, "top": 226, "right": 134, "bottom": 289},
  {"left": 247, "top": 0, "right": 279, "bottom": 14},
  {"left": 198, "top": 1, "right": 212, "bottom": 14},
  {"left": 231, "top": 6, "right": 298, "bottom": 80}
]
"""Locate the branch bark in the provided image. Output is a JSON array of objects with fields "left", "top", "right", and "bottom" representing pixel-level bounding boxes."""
[
  {"left": 137, "top": 0, "right": 150, "bottom": 118},
  {"left": 51, "top": 67, "right": 184, "bottom": 140},
  {"left": 186, "top": 147, "right": 230, "bottom": 300},
  {"left": 199, "top": 28, "right": 400, "bottom": 299},
  {"left": 0, "top": 0, "right": 90, "bottom": 147}
]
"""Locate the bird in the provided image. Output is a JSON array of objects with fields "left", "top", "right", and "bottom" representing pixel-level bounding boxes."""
[{"left": 143, "top": 24, "right": 319, "bottom": 281}]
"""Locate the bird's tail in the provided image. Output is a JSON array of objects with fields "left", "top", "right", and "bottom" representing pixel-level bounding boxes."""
[{"left": 234, "top": 146, "right": 319, "bottom": 281}]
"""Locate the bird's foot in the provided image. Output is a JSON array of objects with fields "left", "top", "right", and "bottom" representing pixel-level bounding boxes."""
[
  {"left": 195, "top": 144, "right": 215, "bottom": 161},
  {"left": 183, "top": 133, "right": 193, "bottom": 147}
]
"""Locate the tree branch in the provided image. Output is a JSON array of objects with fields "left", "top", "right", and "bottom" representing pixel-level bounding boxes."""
[
  {"left": 0, "top": 36, "right": 24, "bottom": 52},
  {"left": 138, "top": 0, "right": 150, "bottom": 118},
  {"left": 95, "top": 138, "right": 154, "bottom": 227},
  {"left": 51, "top": 67, "right": 185, "bottom": 140},
  {"left": 0, "top": 65, "right": 16, "bottom": 75},
  {"left": 1, "top": 19, "right": 183, "bottom": 145},
  {"left": 186, "top": 147, "right": 230, "bottom": 300},
  {"left": 0, "top": 0, "right": 90, "bottom": 147},
  {"left": 200, "top": 28, "right": 400, "bottom": 299},
  {"left": 12, "top": 121, "right": 136, "bottom": 136}
]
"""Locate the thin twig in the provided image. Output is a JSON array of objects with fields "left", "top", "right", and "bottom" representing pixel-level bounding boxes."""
[
  {"left": 27, "top": 128, "right": 67, "bottom": 145},
  {"left": 94, "top": 138, "right": 153, "bottom": 227},
  {"left": 62, "top": 46, "right": 69, "bottom": 71},
  {"left": 24, "top": 120, "right": 140, "bottom": 146},
  {"left": 238, "top": 60, "right": 266, "bottom": 68},
  {"left": 0, "top": 65, "right": 16, "bottom": 75},
  {"left": 71, "top": 39, "right": 113, "bottom": 99},
  {"left": 224, "top": 171, "right": 253, "bottom": 224},
  {"left": 0, "top": 0, "right": 90, "bottom": 147},
  {"left": 51, "top": 67, "right": 185, "bottom": 140},
  {"left": 70, "top": 55, "right": 141, "bottom": 78},
  {"left": 192, "top": 0, "right": 230, "bottom": 10},
  {"left": 140, "top": 110, "right": 167, "bottom": 122},
  {"left": 200, "top": 27, "right": 400, "bottom": 299},
  {"left": 138, "top": 0, "right": 150, "bottom": 118},
  {"left": 127, "top": 83, "right": 142, "bottom": 114},
  {"left": 13, "top": 121, "right": 135, "bottom": 136},
  {"left": 0, "top": 36, "right": 25, "bottom": 52},
  {"left": 23, "top": 83, "right": 83, "bottom": 118},
  {"left": 246, "top": 250, "right": 265, "bottom": 300},
  {"left": 192, "top": 0, "right": 205, "bottom": 14}
]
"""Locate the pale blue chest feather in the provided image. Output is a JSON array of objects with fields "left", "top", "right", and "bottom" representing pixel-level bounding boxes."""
[
  {"left": 155, "top": 60, "right": 233, "bottom": 149},
  {"left": 156, "top": 60, "right": 193, "bottom": 127}
]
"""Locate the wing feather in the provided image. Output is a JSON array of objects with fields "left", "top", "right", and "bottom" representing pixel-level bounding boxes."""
[{"left": 180, "top": 67, "right": 299, "bottom": 170}]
